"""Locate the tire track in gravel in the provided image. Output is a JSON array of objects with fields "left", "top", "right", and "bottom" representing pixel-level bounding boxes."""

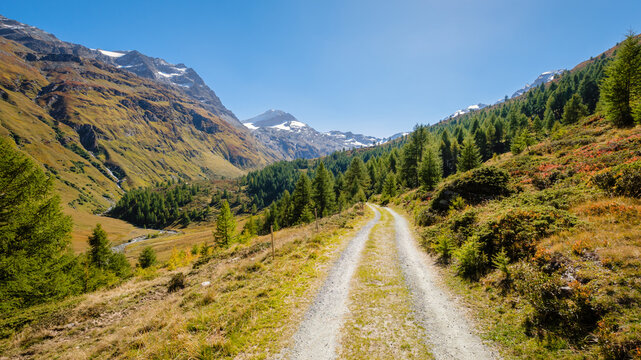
[
  {"left": 278, "top": 204, "right": 381, "bottom": 360},
  {"left": 387, "top": 207, "right": 499, "bottom": 360}
]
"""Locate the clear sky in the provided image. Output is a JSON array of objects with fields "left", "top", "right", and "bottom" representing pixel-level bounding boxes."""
[{"left": 1, "top": 1, "right": 640, "bottom": 137}]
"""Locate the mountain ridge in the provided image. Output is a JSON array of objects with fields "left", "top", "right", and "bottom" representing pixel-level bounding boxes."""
[{"left": 242, "top": 109, "right": 385, "bottom": 159}]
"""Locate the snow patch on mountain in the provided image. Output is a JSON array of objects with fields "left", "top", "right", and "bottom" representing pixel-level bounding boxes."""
[{"left": 98, "top": 49, "right": 125, "bottom": 58}]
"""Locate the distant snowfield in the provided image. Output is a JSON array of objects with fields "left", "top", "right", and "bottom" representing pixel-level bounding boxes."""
[{"left": 98, "top": 49, "right": 125, "bottom": 58}]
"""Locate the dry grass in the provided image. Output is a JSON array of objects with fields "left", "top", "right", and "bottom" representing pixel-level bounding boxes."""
[
  {"left": 0, "top": 207, "right": 373, "bottom": 359},
  {"left": 338, "top": 208, "right": 433, "bottom": 359},
  {"left": 65, "top": 208, "right": 149, "bottom": 252}
]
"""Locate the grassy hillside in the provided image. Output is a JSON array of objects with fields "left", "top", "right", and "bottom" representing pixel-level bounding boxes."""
[
  {"left": 0, "top": 36, "right": 277, "bottom": 216},
  {"left": 0, "top": 206, "right": 372, "bottom": 359},
  {"left": 395, "top": 115, "right": 641, "bottom": 358}
]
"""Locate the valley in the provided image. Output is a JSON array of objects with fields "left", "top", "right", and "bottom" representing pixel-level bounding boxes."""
[{"left": 1, "top": 7, "right": 641, "bottom": 360}]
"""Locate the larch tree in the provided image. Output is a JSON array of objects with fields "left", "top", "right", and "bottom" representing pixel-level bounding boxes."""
[
  {"left": 601, "top": 32, "right": 641, "bottom": 127},
  {"left": 562, "top": 93, "right": 588, "bottom": 124},
  {"left": 88, "top": 224, "right": 112, "bottom": 269},
  {"left": 312, "top": 162, "right": 336, "bottom": 217},
  {"left": 292, "top": 173, "right": 313, "bottom": 223},
  {"left": 457, "top": 136, "right": 482, "bottom": 172},
  {"left": 381, "top": 172, "right": 398, "bottom": 199},
  {"left": 214, "top": 200, "right": 236, "bottom": 246},
  {"left": 0, "top": 138, "right": 76, "bottom": 309},
  {"left": 419, "top": 146, "right": 442, "bottom": 190}
]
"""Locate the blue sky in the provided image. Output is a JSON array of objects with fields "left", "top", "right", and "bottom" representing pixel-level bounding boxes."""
[{"left": 1, "top": 1, "right": 640, "bottom": 137}]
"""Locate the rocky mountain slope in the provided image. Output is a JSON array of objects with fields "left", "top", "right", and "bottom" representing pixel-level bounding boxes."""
[
  {"left": 0, "top": 14, "right": 242, "bottom": 127},
  {"left": 0, "top": 19, "right": 278, "bottom": 213},
  {"left": 243, "top": 109, "right": 384, "bottom": 160}
]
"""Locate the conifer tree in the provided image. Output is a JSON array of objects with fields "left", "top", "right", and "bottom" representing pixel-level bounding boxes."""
[
  {"left": 440, "top": 130, "right": 455, "bottom": 177},
  {"left": 214, "top": 200, "right": 235, "bottom": 246},
  {"left": 292, "top": 173, "right": 313, "bottom": 223},
  {"left": 88, "top": 224, "right": 112, "bottom": 269},
  {"left": 457, "top": 136, "right": 482, "bottom": 172},
  {"left": 312, "top": 162, "right": 336, "bottom": 217},
  {"left": 578, "top": 77, "right": 600, "bottom": 113},
  {"left": 602, "top": 32, "right": 641, "bottom": 127},
  {"left": 419, "top": 146, "right": 442, "bottom": 190},
  {"left": 138, "top": 247, "right": 157, "bottom": 268},
  {"left": 0, "top": 138, "right": 76, "bottom": 308},
  {"left": 381, "top": 172, "right": 397, "bottom": 199},
  {"left": 344, "top": 158, "right": 370, "bottom": 198},
  {"left": 562, "top": 93, "right": 588, "bottom": 124}
]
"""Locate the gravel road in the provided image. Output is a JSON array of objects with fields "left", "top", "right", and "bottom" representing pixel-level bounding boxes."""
[
  {"left": 279, "top": 204, "right": 381, "bottom": 360},
  {"left": 387, "top": 207, "right": 499, "bottom": 360}
]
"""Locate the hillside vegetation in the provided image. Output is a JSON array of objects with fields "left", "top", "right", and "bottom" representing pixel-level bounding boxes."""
[{"left": 0, "top": 36, "right": 276, "bottom": 215}]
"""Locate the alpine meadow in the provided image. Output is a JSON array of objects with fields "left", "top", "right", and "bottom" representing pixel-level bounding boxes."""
[{"left": 1, "top": 3, "right": 641, "bottom": 360}]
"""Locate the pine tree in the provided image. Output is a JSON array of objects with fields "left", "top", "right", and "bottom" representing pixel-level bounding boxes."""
[
  {"left": 381, "top": 172, "right": 397, "bottom": 199},
  {"left": 0, "top": 138, "right": 76, "bottom": 308},
  {"left": 292, "top": 173, "right": 313, "bottom": 223},
  {"left": 138, "top": 247, "right": 157, "bottom": 268},
  {"left": 419, "top": 146, "right": 442, "bottom": 190},
  {"left": 601, "top": 33, "right": 641, "bottom": 127},
  {"left": 344, "top": 158, "right": 370, "bottom": 198},
  {"left": 578, "top": 77, "right": 600, "bottom": 113},
  {"left": 440, "top": 131, "right": 455, "bottom": 177},
  {"left": 562, "top": 93, "right": 588, "bottom": 124},
  {"left": 214, "top": 200, "right": 235, "bottom": 246},
  {"left": 354, "top": 186, "right": 367, "bottom": 206},
  {"left": 400, "top": 126, "right": 428, "bottom": 188},
  {"left": 88, "top": 224, "right": 112, "bottom": 269},
  {"left": 457, "top": 136, "right": 482, "bottom": 172},
  {"left": 312, "top": 162, "right": 336, "bottom": 217}
]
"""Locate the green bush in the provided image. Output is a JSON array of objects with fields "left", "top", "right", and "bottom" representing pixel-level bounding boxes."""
[
  {"left": 435, "top": 234, "right": 454, "bottom": 264},
  {"left": 138, "top": 247, "right": 157, "bottom": 269},
  {"left": 592, "top": 161, "right": 641, "bottom": 198},
  {"left": 514, "top": 263, "right": 601, "bottom": 342},
  {"left": 454, "top": 236, "right": 488, "bottom": 280},
  {"left": 430, "top": 166, "right": 511, "bottom": 212},
  {"left": 449, "top": 209, "right": 477, "bottom": 241},
  {"left": 475, "top": 206, "right": 577, "bottom": 261},
  {"left": 415, "top": 207, "right": 440, "bottom": 227}
]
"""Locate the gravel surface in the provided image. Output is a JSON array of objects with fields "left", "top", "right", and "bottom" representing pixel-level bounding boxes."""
[
  {"left": 387, "top": 207, "right": 499, "bottom": 360},
  {"left": 278, "top": 205, "right": 381, "bottom": 360}
]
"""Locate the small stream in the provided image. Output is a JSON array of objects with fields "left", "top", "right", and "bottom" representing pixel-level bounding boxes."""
[{"left": 112, "top": 230, "right": 180, "bottom": 253}]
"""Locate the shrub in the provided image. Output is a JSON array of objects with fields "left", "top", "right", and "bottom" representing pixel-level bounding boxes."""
[
  {"left": 454, "top": 236, "right": 488, "bottom": 280},
  {"left": 449, "top": 209, "right": 477, "bottom": 240},
  {"left": 435, "top": 234, "right": 454, "bottom": 264},
  {"left": 514, "top": 263, "right": 601, "bottom": 342},
  {"left": 492, "top": 248, "right": 511, "bottom": 285},
  {"left": 138, "top": 247, "right": 157, "bottom": 269},
  {"left": 415, "top": 207, "right": 440, "bottom": 227},
  {"left": 476, "top": 206, "right": 577, "bottom": 261},
  {"left": 168, "top": 273, "right": 186, "bottom": 292},
  {"left": 592, "top": 161, "right": 641, "bottom": 198},
  {"left": 430, "top": 166, "right": 511, "bottom": 212}
]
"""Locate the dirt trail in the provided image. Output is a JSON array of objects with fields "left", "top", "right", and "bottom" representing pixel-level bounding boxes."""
[
  {"left": 278, "top": 204, "right": 381, "bottom": 360},
  {"left": 387, "top": 207, "right": 499, "bottom": 360}
]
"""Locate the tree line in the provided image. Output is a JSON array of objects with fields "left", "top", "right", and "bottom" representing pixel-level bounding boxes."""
[{"left": 108, "top": 182, "right": 209, "bottom": 228}]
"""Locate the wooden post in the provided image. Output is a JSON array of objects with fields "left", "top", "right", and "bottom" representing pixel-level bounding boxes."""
[
  {"left": 270, "top": 225, "right": 275, "bottom": 261},
  {"left": 315, "top": 208, "right": 319, "bottom": 233}
]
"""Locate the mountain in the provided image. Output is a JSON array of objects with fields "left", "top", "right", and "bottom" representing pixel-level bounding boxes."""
[
  {"left": 0, "top": 14, "right": 242, "bottom": 127},
  {"left": 444, "top": 70, "right": 565, "bottom": 120},
  {"left": 0, "top": 15, "right": 277, "bottom": 213},
  {"left": 243, "top": 110, "right": 383, "bottom": 159}
]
